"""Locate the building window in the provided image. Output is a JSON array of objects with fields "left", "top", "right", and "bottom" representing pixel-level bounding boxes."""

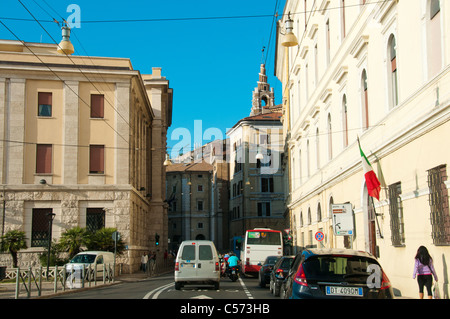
[
  {"left": 38, "top": 92, "right": 52, "bottom": 117},
  {"left": 36, "top": 144, "right": 52, "bottom": 174},
  {"left": 317, "top": 202, "right": 322, "bottom": 222},
  {"left": 342, "top": 95, "right": 349, "bottom": 147},
  {"left": 388, "top": 34, "right": 399, "bottom": 108},
  {"left": 327, "top": 114, "right": 333, "bottom": 160},
  {"left": 428, "top": 0, "right": 442, "bottom": 78},
  {"left": 90, "top": 94, "right": 104, "bottom": 118},
  {"left": 389, "top": 182, "right": 405, "bottom": 246},
  {"left": 197, "top": 200, "right": 204, "bottom": 211},
  {"left": 427, "top": 164, "right": 450, "bottom": 245},
  {"left": 31, "top": 208, "right": 52, "bottom": 247},
  {"left": 257, "top": 202, "right": 271, "bottom": 217},
  {"left": 361, "top": 70, "right": 369, "bottom": 130},
  {"left": 86, "top": 208, "right": 105, "bottom": 233},
  {"left": 261, "top": 176, "right": 274, "bottom": 193},
  {"left": 89, "top": 145, "right": 105, "bottom": 174},
  {"left": 197, "top": 185, "right": 203, "bottom": 192}
]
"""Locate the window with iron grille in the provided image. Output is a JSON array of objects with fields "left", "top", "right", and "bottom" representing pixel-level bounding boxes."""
[
  {"left": 389, "top": 182, "right": 405, "bottom": 246},
  {"left": 31, "top": 208, "right": 52, "bottom": 247},
  {"left": 427, "top": 164, "right": 450, "bottom": 245},
  {"left": 86, "top": 208, "right": 105, "bottom": 233}
]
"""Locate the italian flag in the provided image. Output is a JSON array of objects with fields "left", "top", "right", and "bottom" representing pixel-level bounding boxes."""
[{"left": 358, "top": 140, "right": 381, "bottom": 201}]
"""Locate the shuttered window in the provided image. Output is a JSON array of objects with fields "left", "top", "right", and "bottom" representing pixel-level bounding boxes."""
[
  {"left": 89, "top": 145, "right": 104, "bottom": 174},
  {"left": 31, "top": 208, "right": 52, "bottom": 247},
  {"left": 36, "top": 144, "right": 52, "bottom": 174},
  {"left": 38, "top": 92, "right": 52, "bottom": 117},
  {"left": 427, "top": 164, "right": 450, "bottom": 245},
  {"left": 90, "top": 94, "right": 104, "bottom": 118}
]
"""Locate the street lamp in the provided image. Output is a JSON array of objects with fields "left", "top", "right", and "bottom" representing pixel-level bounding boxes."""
[
  {"left": 281, "top": 13, "right": 298, "bottom": 47},
  {"left": 46, "top": 212, "right": 56, "bottom": 280}
]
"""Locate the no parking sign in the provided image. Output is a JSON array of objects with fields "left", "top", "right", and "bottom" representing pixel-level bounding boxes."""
[{"left": 315, "top": 231, "right": 324, "bottom": 242}]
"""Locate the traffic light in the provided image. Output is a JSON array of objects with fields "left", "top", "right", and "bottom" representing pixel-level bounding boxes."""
[{"left": 155, "top": 233, "right": 160, "bottom": 246}]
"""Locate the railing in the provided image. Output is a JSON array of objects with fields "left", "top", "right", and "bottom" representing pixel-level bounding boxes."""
[{"left": 3, "top": 264, "right": 115, "bottom": 299}]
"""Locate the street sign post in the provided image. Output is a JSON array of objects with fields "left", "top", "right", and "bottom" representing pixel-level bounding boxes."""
[{"left": 332, "top": 203, "right": 354, "bottom": 236}]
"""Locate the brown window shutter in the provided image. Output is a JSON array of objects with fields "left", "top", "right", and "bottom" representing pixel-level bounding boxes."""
[
  {"left": 38, "top": 92, "right": 52, "bottom": 105},
  {"left": 90, "top": 94, "right": 104, "bottom": 118},
  {"left": 36, "top": 144, "right": 52, "bottom": 174},
  {"left": 90, "top": 145, "right": 104, "bottom": 173}
]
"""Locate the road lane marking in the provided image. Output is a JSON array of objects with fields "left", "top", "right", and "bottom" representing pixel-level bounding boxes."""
[
  {"left": 143, "top": 282, "right": 174, "bottom": 299},
  {"left": 238, "top": 277, "right": 254, "bottom": 299}
]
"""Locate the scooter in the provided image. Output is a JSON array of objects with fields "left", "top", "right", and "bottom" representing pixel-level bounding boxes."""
[{"left": 228, "top": 265, "right": 240, "bottom": 282}]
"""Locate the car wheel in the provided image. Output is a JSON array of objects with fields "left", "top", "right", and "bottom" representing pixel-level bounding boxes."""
[
  {"left": 214, "top": 282, "right": 220, "bottom": 290},
  {"left": 258, "top": 272, "right": 265, "bottom": 288},
  {"left": 175, "top": 282, "right": 182, "bottom": 290},
  {"left": 274, "top": 283, "right": 280, "bottom": 297},
  {"left": 269, "top": 279, "right": 273, "bottom": 294}
]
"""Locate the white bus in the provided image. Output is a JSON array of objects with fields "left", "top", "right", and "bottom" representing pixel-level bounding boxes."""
[{"left": 240, "top": 228, "right": 283, "bottom": 275}]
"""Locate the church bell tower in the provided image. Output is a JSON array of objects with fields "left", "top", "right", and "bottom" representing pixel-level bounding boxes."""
[{"left": 250, "top": 63, "right": 275, "bottom": 116}]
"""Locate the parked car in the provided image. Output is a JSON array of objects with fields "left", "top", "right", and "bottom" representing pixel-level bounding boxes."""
[
  {"left": 258, "top": 256, "right": 279, "bottom": 287},
  {"left": 174, "top": 240, "right": 220, "bottom": 290},
  {"left": 269, "top": 255, "right": 295, "bottom": 296},
  {"left": 281, "top": 248, "right": 394, "bottom": 299}
]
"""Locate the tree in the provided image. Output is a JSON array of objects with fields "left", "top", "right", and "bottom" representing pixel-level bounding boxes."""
[
  {"left": 86, "top": 228, "right": 125, "bottom": 255},
  {"left": 58, "top": 227, "right": 88, "bottom": 259},
  {"left": 0, "top": 230, "right": 28, "bottom": 268}
]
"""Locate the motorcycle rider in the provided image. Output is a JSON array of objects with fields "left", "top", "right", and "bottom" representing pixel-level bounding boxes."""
[{"left": 226, "top": 252, "right": 240, "bottom": 274}]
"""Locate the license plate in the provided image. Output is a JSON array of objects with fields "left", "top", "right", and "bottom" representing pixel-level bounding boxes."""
[
  {"left": 232, "top": 270, "right": 236, "bottom": 274},
  {"left": 182, "top": 263, "right": 195, "bottom": 268},
  {"left": 326, "top": 286, "right": 363, "bottom": 297}
]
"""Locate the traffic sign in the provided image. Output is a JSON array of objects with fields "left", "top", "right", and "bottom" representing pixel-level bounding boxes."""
[{"left": 315, "top": 231, "right": 324, "bottom": 242}]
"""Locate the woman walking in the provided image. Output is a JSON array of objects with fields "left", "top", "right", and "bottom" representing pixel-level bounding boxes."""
[{"left": 413, "top": 246, "right": 438, "bottom": 299}]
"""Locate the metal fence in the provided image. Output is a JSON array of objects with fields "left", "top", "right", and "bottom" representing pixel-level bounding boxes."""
[{"left": 3, "top": 264, "right": 115, "bottom": 299}]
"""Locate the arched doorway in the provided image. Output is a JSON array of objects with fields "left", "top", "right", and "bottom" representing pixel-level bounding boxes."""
[{"left": 195, "top": 234, "right": 206, "bottom": 240}]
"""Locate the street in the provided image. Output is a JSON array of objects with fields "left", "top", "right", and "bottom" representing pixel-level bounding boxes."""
[{"left": 50, "top": 273, "right": 276, "bottom": 300}]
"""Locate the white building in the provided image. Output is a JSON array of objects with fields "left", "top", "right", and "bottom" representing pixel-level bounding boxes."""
[{"left": 276, "top": 0, "right": 449, "bottom": 298}]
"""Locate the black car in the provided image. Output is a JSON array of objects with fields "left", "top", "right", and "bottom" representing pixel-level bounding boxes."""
[
  {"left": 269, "top": 255, "right": 295, "bottom": 296},
  {"left": 281, "top": 248, "right": 395, "bottom": 299},
  {"left": 258, "top": 256, "right": 279, "bottom": 287}
]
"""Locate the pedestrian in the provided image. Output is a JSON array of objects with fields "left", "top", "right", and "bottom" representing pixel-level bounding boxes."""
[
  {"left": 413, "top": 246, "right": 438, "bottom": 299},
  {"left": 149, "top": 251, "right": 157, "bottom": 276},
  {"left": 141, "top": 253, "right": 148, "bottom": 273},
  {"left": 164, "top": 249, "right": 168, "bottom": 267}
]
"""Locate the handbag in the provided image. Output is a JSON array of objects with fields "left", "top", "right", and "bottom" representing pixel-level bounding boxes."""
[{"left": 433, "top": 282, "right": 441, "bottom": 299}]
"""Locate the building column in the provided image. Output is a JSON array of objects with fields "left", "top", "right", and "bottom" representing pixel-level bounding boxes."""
[
  {"left": 8, "top": 78, "right": 25, "bottom": 185},
  {"left": 62, "top": 80, "right": 79, "bottom": 184},
  {"left": 115, "top": 81, "right": 130, "bottom": 184}
]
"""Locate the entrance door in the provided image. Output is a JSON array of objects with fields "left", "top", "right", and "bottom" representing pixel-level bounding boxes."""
[{"left": 367, "top": 195, "right": 377, "bottom": 257}]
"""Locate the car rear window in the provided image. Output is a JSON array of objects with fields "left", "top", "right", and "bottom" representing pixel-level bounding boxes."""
[
  {"left": 303, "top": 255, "right": 380, "bottom": 280},
  {"left": 181, "top": 245, "right": 196, "bottom": 260},
  {"left": 280, "top": 258, "right": 294, "bottom": 269},
  {"left": 199, "top": 245, "right": 213, "bottom": 260}
]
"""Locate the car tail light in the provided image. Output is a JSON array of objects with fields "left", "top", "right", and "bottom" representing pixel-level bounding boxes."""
[
  {"left": 175, "top": 262, "right": 179, "bottom": 271},
  {"left": 294, "top": 264, "right": 308, "bottom": 286},
  {"left": 380, "top": 271, "right": 391, "bottom": 290},
  {"left": 215, "top": 262, "right": 220, "bottom": 271}
]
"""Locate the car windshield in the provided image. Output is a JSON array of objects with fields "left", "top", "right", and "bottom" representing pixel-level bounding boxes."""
[
  {"left": 303, "top": 255, "right": 380, "bottom": 281},
  {"left": 69, "top": 254, "right": 96, "bottom": 264},
  {"left": 266, "top": 257, "right": 278, "bottom": 265},
  {"left": 280, "top": 258, "right": 294, "bottom": 269}
]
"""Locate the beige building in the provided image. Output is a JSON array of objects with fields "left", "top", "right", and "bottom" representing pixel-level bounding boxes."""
[
  {"left": 276, "top": 0, "right": 450, "bottom": 298},
  {"left": 0, "top": 39, "right": 172, "bottom": 273},
  {"left": 166, "top": 139, "right": 229, "bottom": 251},
  {"left": 227, "top": 64, "right": 286, "bottom": 240}
]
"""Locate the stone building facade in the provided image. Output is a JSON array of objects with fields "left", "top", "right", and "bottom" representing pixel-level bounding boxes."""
[
  {"left": 0, "top": 39, "right": 172, "bottom": 273},
  {"left": 276, "top": 0, "right": 450, "bottom": 298}
]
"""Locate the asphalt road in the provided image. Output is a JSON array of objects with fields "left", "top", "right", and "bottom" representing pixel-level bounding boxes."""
[{"left": 50, "top": 273, "right": 277, "bottom": 300}]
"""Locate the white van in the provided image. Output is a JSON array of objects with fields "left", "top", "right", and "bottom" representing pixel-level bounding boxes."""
[
  {"left": 174, "top": 240, "right": 220, "bottom": 290},
  {"left": 65, "top": 251, "right": 114, "bottom": 281}
]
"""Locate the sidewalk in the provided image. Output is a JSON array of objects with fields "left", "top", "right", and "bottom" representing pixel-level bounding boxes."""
[{"left": 0, "top": 271, "right": 169, "bottom": 299}]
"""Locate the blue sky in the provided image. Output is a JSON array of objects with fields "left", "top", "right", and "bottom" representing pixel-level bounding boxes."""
[{"left": 0, "top": 0, "right": 285, "bottom": 155}]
